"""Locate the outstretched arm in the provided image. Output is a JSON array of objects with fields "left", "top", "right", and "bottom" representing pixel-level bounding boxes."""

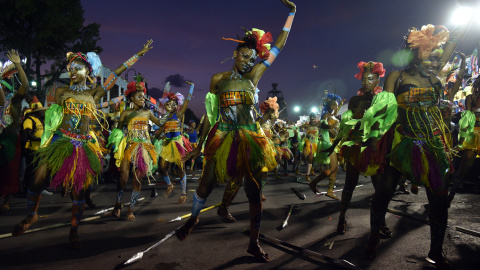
[
  {"left": 7, "top": 50, "right": 28, "bottom": 96},
  {"left": 177, "top": 81, "right": 194, "bottom": 117},
  {"left": 252, "top": 0, "right": 296, "bottom": 82},
  {"left": 95, "top": 39, "right": 153, "bottom": 101}
]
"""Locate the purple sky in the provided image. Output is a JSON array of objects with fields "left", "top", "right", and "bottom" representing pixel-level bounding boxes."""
[{"left": 81, "top": 0, "right": 480, "bottom": 117}]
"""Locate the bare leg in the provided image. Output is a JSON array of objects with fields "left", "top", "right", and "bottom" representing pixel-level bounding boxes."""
[
  {"left": 113, "top": 160, "right": 130, "bottom": 218},
  {"left": 12, "top": 164, "right": 48, "bottom": 236},
  {"left": 245, "top": 170, "right": 269, "bottom": 262},
  {"left": 218, "top": 178, "right": 242, "bottom": 222},
  {"left": 126, "top": 169, "right": 143, "bottom": 221},
  {"left": 70, "top": 188, "right": 85, "bottom": 248},
  {"left": 176, "top": 159, "right": 216, "bottom": 241}
]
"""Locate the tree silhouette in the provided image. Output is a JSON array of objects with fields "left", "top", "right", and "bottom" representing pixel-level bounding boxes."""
[{"left": 0, "top": 0, "right": 102, "bottom": 102}]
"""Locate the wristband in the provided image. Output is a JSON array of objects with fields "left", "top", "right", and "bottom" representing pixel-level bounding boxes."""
[
  {"left": 187, "top": 84, "right": 194, "bottom": 100},
  {"left": 102, "top": 73, "right": 119, "bottom": 93}
]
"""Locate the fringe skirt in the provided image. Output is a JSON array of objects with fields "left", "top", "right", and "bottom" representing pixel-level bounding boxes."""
[
  {"left": 389, "top": 125, "right": 452, "bottom": 189},
  {"left": 159, "top": 135, "right": 192, "bottom": 168},
  {"left": 36, "top": 129, "right": 105, "bottom": 193},
  {"left": 204, "top": 122, "right": 277, "bottom": 185},
  {"left": 123, "top": 141, "right": 158, "bottom": 180},
  {"left": 302, "top": 138, "right": 317, "bottom": 158}
]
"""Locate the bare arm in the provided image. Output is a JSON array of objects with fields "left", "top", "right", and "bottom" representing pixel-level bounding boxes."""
[
  {"left": 149, "top": 110, "right": 162, "bottom": 127},
  {"left": 7, "top": 50, "right": 28, "bottom": 96},
  {"left": 440, "top": 22, "right": 471, "bottom": 69},
  {"left": 94, "top": 40, "right": 153, "bottom": 101},
  {"left": 0, "top": 85, "right": 5, "bottom": 106},
  {"left": 383, "top": 71, "right": 401, "bottom": 93},
  {"left": 117, "top": 110, "right": 128, "bottom": 130},
  {"left": 177, "top": 81, "right": 194, "bottom": 117},
  {"left": 250, "top": 0, "right": 296, "bottom": 84}
]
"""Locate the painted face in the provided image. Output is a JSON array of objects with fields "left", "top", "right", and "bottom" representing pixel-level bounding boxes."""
[
  {"left": 417, "top": 48, "right": 443, "bottom": 77},
  {"left": 67, "top": 61, "right": 88, "bottom": 84},
  {"left": 165, "top": 99, "right": 178, "bottom": 113},
  {"left": 190, "top": 122, "right": 196, "bottom": 128},
  {"left": 309, "top": 115, "right": 316, "bottom": 123},
  {"left": 361, "top": 70, "right": 380, "bottom": 93},
  {"left": 234, "top": 47, "right": 257, "bottom": 74},
  {"left": 130, "top": 91, "right": 145, "bottom": 108}
]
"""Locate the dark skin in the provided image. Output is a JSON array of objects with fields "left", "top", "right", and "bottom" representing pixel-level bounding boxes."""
[
  {"left": 179, "top": 0, "right": 296, "bottom": 262},
  {"left": 115, "top": 89, "right": 162, "bottom": 220},
  {"left": 156, "top": 81, "right": 193, "bottom": 183},
  {"left": 32, "top": 41, "right": 153, "bottom": 198},
  {"left": 365, "top": 24, "right": 471, "bottom": 263}
]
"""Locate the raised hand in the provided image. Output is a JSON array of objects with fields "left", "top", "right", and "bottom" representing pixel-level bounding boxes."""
[
  {"left": 137, "top": 39, "right": 153, "bottom": 56},
  {"left": 6, "top": 50, "right": 21, "bottom": 65},
  {"left": 281, "top": 0, "right": 296, "bottom": 12}
]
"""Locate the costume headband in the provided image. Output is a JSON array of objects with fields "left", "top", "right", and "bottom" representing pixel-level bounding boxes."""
[
  {"left": 407, "top": 24, "right": 449, "bottom": 60},
  {"left": 222, "top": 28, "right": 272, "bottom": 59},
  {"left": 66, "top": 51, "right": 102, "bottom": 77}
]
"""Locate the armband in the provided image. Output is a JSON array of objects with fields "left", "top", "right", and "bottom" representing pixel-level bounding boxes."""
[
  {"left": 187, "top": 84, "right": 194, "bottom": 100},
  {"left": 102, "top": 73, "right": 119, "bottom": 93},
  {"left": 123, "top": 54, "right": 139, "bottom": 69}
]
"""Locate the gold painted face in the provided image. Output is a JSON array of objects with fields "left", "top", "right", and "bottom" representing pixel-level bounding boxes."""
[
  {"left": 67, "top": 60, "right": 88, "bottom": 84},
  {"left": 165, "top": 99, "right": 178, "bottom": 112}
]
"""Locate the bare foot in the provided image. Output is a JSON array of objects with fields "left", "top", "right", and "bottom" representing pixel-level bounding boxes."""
[
  {"left": 126, "top": 207, "right": 135, "bottom": 221},
  {"left": 12, "top": 213, "right": 38, "bottom": 236},
  {"left": 217, "top": 206, "right": 236, "bottom": 222},
  {"left": 247, "top": 241, "right": 269, "bottom": 262},
  {"left": 175, "top": 217, "right": 199, "bottom": 241}
]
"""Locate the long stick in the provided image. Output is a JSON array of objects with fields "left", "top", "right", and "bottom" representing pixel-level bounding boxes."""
[
  {"left": 124, "top": 225, "right": 182, "bottom": 265},
  {"left": 456, "top": 226, "right": 480, "bottom": 237},
  {"left": 291, "top": 187, "right": 306, "bottom": 200},
  {"left": 281, "top": 203, "right": 294, "bottom": 229},
  {"left": 258, "top": 233, "right": 361, "bottom": 270},
  {"left": 168, "top": 202, "right": 221, "bottom": 222},
  {"left": 94, "top": 197, "right": 145, "bottom": 215}
]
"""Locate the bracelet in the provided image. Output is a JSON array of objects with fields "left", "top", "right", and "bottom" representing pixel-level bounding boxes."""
[
  {"left": 123, "top": 54, "right": 139, "bottom": 69},
  {"left": 283, "top": 12, "right": 295, "bottom": 32}
]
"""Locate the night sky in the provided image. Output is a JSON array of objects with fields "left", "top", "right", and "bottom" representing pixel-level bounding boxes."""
[{"left": 81, "top": 0, "right": 479, "bottom": 117}]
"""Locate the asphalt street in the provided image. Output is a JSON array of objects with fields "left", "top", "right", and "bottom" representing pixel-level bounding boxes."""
[{"left": 1, "top": 165, "right": 479, "bottom": 270}]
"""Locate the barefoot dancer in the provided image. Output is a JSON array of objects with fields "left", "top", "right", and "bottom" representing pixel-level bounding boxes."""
[
  {"left": 157, "top": 82, "right": 194, "bottom": 204},
  {"left": 176, "top": 1, "right": 296, "bottom": 262},
  {"left": 108, "top": 81, "right": 163, "bottom": 220}
]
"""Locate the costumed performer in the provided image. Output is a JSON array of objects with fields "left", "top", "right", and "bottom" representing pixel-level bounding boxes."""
[
  {"left": 0, "top": 50, "right": 29, "bottom": 213},
  {"left": 156, "top": 81, "right": 194, "bottom": 204},
  {"left": 12, "top": 40, "right": 153, "bottom": 249},
  {"left": 176, "top": 0, "right": 295, "bottom": 262},
  {"left": 108, "top": 80, "right": 163, "bottom": 220},
  {"left": 364, "top": 24, "right": 469, "bottom": 269}
]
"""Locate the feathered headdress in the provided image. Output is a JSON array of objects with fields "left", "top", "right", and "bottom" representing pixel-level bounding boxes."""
[
  {"left": 158, "top": 81, "right": 184, "bottom": 114},
  {"left": 66, "top": 51, "right": 102, "bottom": 77},
  {"left": 222, "top": 28, "right": 272, "bottom": 60},
  {"left": 407, "top": 24, "right": 449, "bottom": 60}
]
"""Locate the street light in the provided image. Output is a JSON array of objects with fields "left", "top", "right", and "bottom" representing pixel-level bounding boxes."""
[
  {"left": 31, "top": 81, "right": 37, "bottom": 87},
  {"left": 294, "top": 106, "right": 300, "bottom": 112},
  {"left": 311, "top": 107, "right": 318, "bottom": 113},
  {"left": 125, "top": 68, "right": 137, "bottom": 81}
]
